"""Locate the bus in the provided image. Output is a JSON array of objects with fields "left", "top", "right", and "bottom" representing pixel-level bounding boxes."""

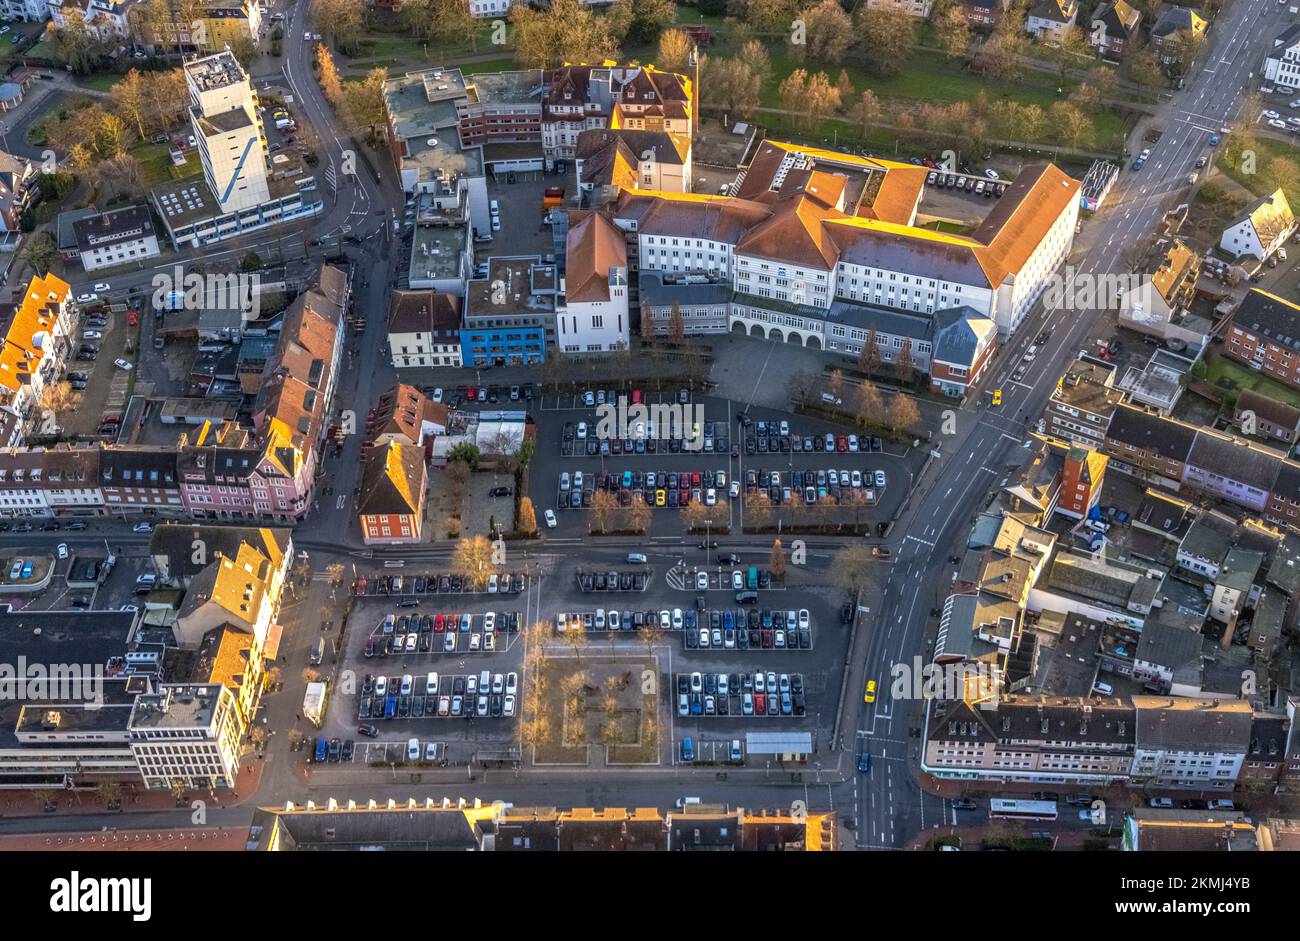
[{"left": 988, "top": 799, "right": 1058, "bottom": 822}]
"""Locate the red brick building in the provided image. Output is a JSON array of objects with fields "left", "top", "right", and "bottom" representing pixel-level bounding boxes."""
[
  {"left": 1056, "top": 446, "right": 1107, "bottom": 520},
  {"left": 1225, "top": 289, "right": 1300, "bottom": 391},
  {"left": 358, "top": 441, "right": 427, "bottom": 546}
]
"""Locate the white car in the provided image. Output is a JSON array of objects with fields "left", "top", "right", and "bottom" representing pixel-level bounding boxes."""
[
  {"left": 400, "top": 673, "right": 413, "bottom": 695},
  {"left": 594, "top": 609, "right": 606, "bottom": 629},
  {"left": 874, "top": 469, "right": 887, "bottom": 489},
  {"left": 659, "top": 610, "right": 671, "bottom": 629},
  {"left": 984, "top": 168, "right": 1000, "bottom": 180},
  {"left": 544, "top": 509, "right": 557, "bottom": 528},
  {"left": 83, "top": 330, "right": 102, "bottom": 340},
  {"left": 576, "top": 421, "right": 587, "bottom": 439},
  {"left": 731, "top": 570, "right": 744, "bottom": 590},
  {"left": 729, "top": 480, "right": 740, "bottom": 498},
  {"left": 76, "top": 293, "right": 98, "bottom": 304},
  {"left": 491, "top": 215, "right": 501, "bottom": 231},
  {"left": 113, "top": 358, "right": 134, "bottom": 371},
  {"left": 672, "top": 608, "right": 683, "bottom": 629},
  {"left": 132, "top": 521, "right": 152, "bottom": 533},
  {"left": 375, "top": 676, "right": 388, "bottom": 697},
  {"left": 798, "top": 608, "right": 810, "bottom": 629},
  {"left": 56, "top": 543, "right": 69, "bottom": 559},
  {"left": 696, "top": 570, "right": 709, "bottom": 590},
  {"left": 506, "top": 672, "right": 518, "bottom": 695},
  {"left": 93, "top": 282, "right": 110, "bottom": 292},
  {"left": 424, "top": 742, "right": 438, "bottom": 761},
  {"left": 432, "top": 387, "right": 443, "bottom": 403},
  {"left": 690, "top": 672, "right": 702, "bottom": 693},
  {"left": 407, "top": 738, "right": 420, "bottom": 761},
  {"left": 484, "top": 611, "right": 496, "bottom": 631},
  {"left": 490, "top": 199, "right": 500, "bottom": 216},
  {"left": 488, "top": 573, "right": 498, "bottom": 593},
  {"left": 1269, "top": 118, "right": 1288, "bottom": 129},
  {"left": 426, "top": 672, "right": 439, "bottom": 695},
  {"left": 705, "top": 488, "right": 717, "bottom": 506}
]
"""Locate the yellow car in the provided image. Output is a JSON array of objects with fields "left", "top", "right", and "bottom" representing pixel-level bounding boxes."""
[
  {"left": 991, "top": 388, "right": 1002, "bottom": 407},
  {"left": 655, "top": 489, "right": 666, "bottom": 507},
  {"left": 863, "top": 679, "right": 877, "bottom": 703}
]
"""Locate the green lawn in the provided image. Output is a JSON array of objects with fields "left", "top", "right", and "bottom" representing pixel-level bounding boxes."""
[
  {"left": 1217, "top": 134, "right": 1300, "bottom": 199},
  {"left": 1205, "top": 350, "right": 1300, "bottom": 410},
  {"left": 131, "top": 141, "right": 202, "bottom": 188},
  {"left": 75, "top": 72, "right": 122, "bottom": 93}
]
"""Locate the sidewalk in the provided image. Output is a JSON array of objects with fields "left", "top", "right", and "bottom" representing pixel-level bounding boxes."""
[{"left": 0, "top": 754, "right": 265, "bottom": 819}]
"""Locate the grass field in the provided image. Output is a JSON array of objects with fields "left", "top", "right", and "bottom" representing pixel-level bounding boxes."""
[
  {"left": 1204, "top": 349, "right": 1300, "bottom": 410},
  {"left": 131, "top": 141, "right": 202, "bottom": 187},
  {"left": 1217, "top": 134, "right": 1300, "bottom": 198},
  {"left": 75, "top": 72, "right": 121, "bottom": 93}
]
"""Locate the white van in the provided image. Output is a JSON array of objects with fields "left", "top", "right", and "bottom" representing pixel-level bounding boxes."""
[
  {"left": 626, "top": 552, "right": 648, "bottom": 564},
  {"left": 479, "top": 669, "right": 491, "bottom": 692},
  {"left": 1094, "top": 682, "right": 1114, "bottom": 696},
  {"left": 675, "top": 797, "right": 701, "bottom": 808}
]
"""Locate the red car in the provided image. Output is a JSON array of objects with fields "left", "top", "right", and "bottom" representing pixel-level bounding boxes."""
[
  {"left": 433, "top": 614, "right": 445, "bottom": 632},
  {"left": 691, "top": 471, "right": 701, "bottom": 487},
  {"left": 466, "top": 386, "right": 477, "bottom": 400},
  {"left": 127, "top": 311, "right": 139, "bottom": 326},
  {"left": 755, "top": 693, "right": 766, "bottom": 714},
  {"left": 836, "top": 435, "right": 849, "bottom": 452},
  {"left": 630, "top": 388, "right": 641, "bottom": 404}
]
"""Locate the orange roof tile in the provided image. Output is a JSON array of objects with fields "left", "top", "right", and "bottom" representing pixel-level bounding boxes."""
[{"left": 565, "top": 211, "right": 627, "bottom": 303}]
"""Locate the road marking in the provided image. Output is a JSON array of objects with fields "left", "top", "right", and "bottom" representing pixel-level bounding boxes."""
[{"left": 905, "top": 535, "right": 935, "bottom": 547}]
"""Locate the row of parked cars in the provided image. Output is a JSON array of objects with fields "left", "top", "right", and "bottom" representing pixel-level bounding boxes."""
[
  {"left": 352, "top": 572, "right": 527, "bottom": 597},
  {"left": 747, "top": 426, "right": 881, "bottom": 455},
  {"left": 556, "top": 606, "right": 813, "bottom": 649},
  {"left": 558, "top": 466, "right": 736, "bottom": 509},
  {"left": 366, "top": 610, "right": 521, "bottom": 657},
  {"left": 925, "top": 169, "right": 1007, "bottom": 197},
  {"left": 564, "top": 422, "right": 731, "bottom": 457},
  {"left": 576, "top": 568, "right": 649, "bottom": 592},
  {"left": 744, "top": 466, "right": 885, "bottom": 506},
  {"left": 359, "top": 670, "right": 519, "bottom": 720},
  {"left": 685, "top": 613, "right": 812, "bottom": 651},
  {"left": 676, "top": 671, "right": 807, "bottom": 717}
]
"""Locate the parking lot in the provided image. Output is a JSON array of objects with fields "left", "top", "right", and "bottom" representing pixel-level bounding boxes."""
[
  {"left": 537, "top": 550, "right": 846, "bottom": 767},
  {"left": 62, "top": 300, "right": 141, "bottom": 439},
  {"left": 477, "top": 173, "right": 559, "bottom": 262},
  {"left": 322, "top": 568, "right": 540, "bottom": 761},
  {"left": 674, "top": 669, "right": 808, "bottom": 719},
  {"left": 530, "top": 392, "right": 919, "bottom": 538},
  {"left": 355, "top": 667, "right": 518, "bottom": 722}
]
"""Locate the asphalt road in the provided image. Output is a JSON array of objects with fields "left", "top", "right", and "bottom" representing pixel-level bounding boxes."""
[{"left": 846, "top": 0, "right": 1285, "bottom": 849}]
